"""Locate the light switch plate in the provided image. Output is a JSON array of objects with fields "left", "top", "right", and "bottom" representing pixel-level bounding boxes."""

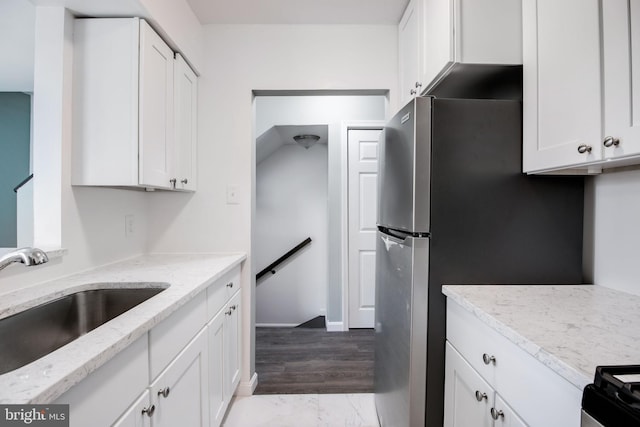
[{"left": 125, "top": 214, "right": 135, "bottom": 237}]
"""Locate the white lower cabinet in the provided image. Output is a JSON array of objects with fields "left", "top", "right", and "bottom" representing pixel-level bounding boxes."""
[
  {"left": 112, "top": 391, "right": 152, "bottom": 427},
  {"left": 445, "top": 299, "right": 582, "bottom": 427},
  {"left": 150, "top": 328, "right": 209, "bottom": 427},
  {"left": 208, "top": 289, "right": 242, "bottom": 427},
  {"left": 53, "top": 265, "right": 243, "bottom": 427},
  {"left": 445, "top": 343, "right": 526, "bottom": 427}
]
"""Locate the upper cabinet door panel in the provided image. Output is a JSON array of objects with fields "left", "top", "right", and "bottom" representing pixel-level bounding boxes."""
[
  {"left": 602, "top": 0, "right": 640, "bottom": 159},
  {"left": 174, "top": 53, "right": 198, "bottom": 191},
  {"left": 139, "top": 19, "right": 174, "bottom": 189},
  {"left": 423, "top": 0, "right": 454, "bottom": 86},
  {"left": 399, "top": 0, "right": 422, "bottom": 106},
  {"left": 522, "top": 0, "right": 602, "bottom": 172}
]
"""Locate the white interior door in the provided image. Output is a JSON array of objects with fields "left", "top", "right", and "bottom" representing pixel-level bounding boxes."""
[{"left": 348, "top": 128, "right": 381, "bottom": 328}]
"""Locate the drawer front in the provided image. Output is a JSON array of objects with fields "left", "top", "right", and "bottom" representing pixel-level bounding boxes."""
[
  {"left": 207, "top": 266, "right": 240, "bottom": 320},
  {"left": 149, "top": 294, "right": 207, "bottom": 380},
  {"left": 446, "top": 300, "right": 582, "bottom": 427}
]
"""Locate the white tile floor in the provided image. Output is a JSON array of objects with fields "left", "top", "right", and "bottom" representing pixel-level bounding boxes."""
[{"left": 222, "top": 393, "right": 380, "bottom": 427}]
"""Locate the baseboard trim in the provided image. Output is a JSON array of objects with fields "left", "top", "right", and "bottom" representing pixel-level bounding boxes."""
[
  {"left": 326, "top": 321, "right": 346, "bottom": 332},
  {"left": 235, "top": 372, "right": 258, "bottom": 396},
  {"left": 256, "top": 323, "right": 298, "bottom": 328}
]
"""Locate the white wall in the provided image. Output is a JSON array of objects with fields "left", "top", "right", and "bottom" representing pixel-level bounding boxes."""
[
  {"left": 590, "top": 168, "right": 640, "bottom": 296},
  {"left": 147, "top": 24, "right": 398, "bottom": 390},
  {"left": 256, "top": 143, "right": 328, "bottom": 325}
]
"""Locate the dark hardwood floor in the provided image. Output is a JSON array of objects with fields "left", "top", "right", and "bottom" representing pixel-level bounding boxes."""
[{"left": 254, "top": 327, "right": 375, "bottom": 394}]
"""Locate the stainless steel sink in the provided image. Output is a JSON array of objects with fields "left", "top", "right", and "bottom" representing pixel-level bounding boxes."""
[{"left": 0, "top": 286, "right": 167, "bottom": 375}]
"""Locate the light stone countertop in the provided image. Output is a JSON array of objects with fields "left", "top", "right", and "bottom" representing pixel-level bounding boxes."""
[
  {"left": 442, "top": 284, "right": 640, "bottom": 390},
  {"left": 0, "top": 253, "right": 246, "bottom": 404}
]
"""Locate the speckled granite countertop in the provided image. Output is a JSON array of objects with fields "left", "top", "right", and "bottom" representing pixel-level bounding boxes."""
[
  {"left": 442, "top": 284, "right": 640, "bottom": 390},
  {"left": 0, "top": 253, "right": 246, "bottom": 404}
]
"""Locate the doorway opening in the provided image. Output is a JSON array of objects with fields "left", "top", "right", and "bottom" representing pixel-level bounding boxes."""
[{"left": 252, "top": 93, "right": 385, "bottom": 394}]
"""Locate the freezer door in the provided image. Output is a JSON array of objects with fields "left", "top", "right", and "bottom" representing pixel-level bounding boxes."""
[
  {"left": 378, "top": 97, "right": 432, "bottom": 233},
  {"left": 374, "top": 230, "right": 428, "bottom": 427}
]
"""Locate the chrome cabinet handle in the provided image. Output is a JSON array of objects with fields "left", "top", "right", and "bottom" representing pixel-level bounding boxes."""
[
  {"left": 415, "top": 81, "right": 422, "bottom": 88},
  {"left": 230, "top": 305, "right": 237, "bottom": 311},
  {"left": 482, "top": 353, "right": 496, "bottom": 365},
  {"left": 603, "top": 136, "right": 620, "bottom": 147},
  {"left": 158, "top": 387, "right": 170, "bottom": 398},
  {"left": 475, "top": 390, "right": 487, "bottom": 402},
  {"left": 142, "top": 405, "right": 155, "bottom": 417},
  {"left": 577, "top": 144, "right": 592, "bottom": 154},
  {"left": 169, "top": 178, "right": 177, "bottom": 187},
  {"left": 226, "top": 282, "right": 234, "bottom": 288},
  {"left": 225, "top": 309, "right": 233, "bottom": 316},
  {"left": 490, "top": 408, "right": 504, "bottom": 420},
  {"left": 181, "top": 178, "right": 188, "bottom": 184},
  {"left": 410, "top": 88, "right": 417, "bottom": 95}
]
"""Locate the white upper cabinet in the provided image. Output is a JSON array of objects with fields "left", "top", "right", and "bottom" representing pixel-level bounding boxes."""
[
  {"left": 138, "top": 20, "right": 175, "bottom": 189},
  {"left": 398, "top": 0, "right": 522, "bottom": 107},
  {"left": 524, "top": 0, "right": 640, "bottom": 173},
  {"left": 601, "top": 0, "right": 640, "bottom": 160},
  {"left": 522, "top": 0, "right": 603, "bottom": 173},
  {"left": 73, "top": 18, "right": 198, "bottom": 191},
  {"left": 399, "top": 0, "right": 423, "bottom": 106},
  {"left": 173, "top": 53, "right": 198, "bottom": 191}
]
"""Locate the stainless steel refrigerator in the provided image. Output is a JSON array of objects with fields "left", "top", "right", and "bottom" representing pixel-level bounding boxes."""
[{"left": 374, "top": 65, "right": 584, "bottom": 427}]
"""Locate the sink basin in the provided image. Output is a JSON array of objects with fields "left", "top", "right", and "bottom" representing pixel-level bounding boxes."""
[{"left": 0, "top": 285, "right": 167, "bottom": 375}]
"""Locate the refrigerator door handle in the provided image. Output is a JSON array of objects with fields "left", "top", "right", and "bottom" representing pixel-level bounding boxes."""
[{"left": 377, "top": 225, "right": 429, "bottom": 241}]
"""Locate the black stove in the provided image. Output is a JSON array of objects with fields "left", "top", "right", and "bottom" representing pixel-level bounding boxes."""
[{"left": 582, "top": 365, "right": 640, "bottom": 426}]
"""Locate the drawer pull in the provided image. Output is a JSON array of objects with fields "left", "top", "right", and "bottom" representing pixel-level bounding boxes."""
[
  {"left": 482, "top": 353, "right": 496, "bottom": 365},
  {"left": 225, "top": 309, "right": 233, "bottom": 316},
  {"left": 230, "top": 305, "right": 237, "bottom": 311},
  {"left": 577, "top": 144, "right": 592, "bottom": 154},
  {"left": 141, "top": 405, "right": 155, "bottom": 417},
  {"left": 475, "top": 391, "right": 487, "bottom": 402},
  {"left": 226, "top": 282, "right": 234, "bottom": 288},
  {"left": 490, "top": 408, "right": 504, "bottom": 420},
  {"left": 158, "top": 387, "right": 170, "bottom": 398}
]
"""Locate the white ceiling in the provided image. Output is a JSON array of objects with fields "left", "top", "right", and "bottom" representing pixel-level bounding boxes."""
[
  {"left": 257, "top": 125, "right": 328, "bottom": 164},
  {"left": 186, "top": 0, "right": 409, "bottom": 25}
]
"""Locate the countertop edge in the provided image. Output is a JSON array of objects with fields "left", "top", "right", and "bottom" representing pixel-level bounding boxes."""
[{"left": 442, "top": 285, "right": 591, "bottom": 390}]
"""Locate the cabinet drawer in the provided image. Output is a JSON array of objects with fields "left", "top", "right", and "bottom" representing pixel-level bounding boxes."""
[
  {"left": 207, "top": 266, "right": 240, "bottom": 320},
  {"left": 446, "top": 300, "right": 582, "bottom": 427},
  {"left": 54, "top": 336, "right": 149, "bottom": 427},
  {"left": 149, "top": 294, "right": 207, "bottom": 380}
]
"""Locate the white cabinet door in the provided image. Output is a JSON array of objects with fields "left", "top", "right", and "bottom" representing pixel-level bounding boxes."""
[
  {"left": 112, "top": 391, "right": 152, "bottom": 427},
  {"left": 444, "top": 342, "right": 494, "bottom": 427},
  {"left": 151, "top": 328, "right": 209, "bottom": 427},
  {"left": 225, "top": 291, "right": 242, "bottom": 396},
  {"left": 602, "top": 0, "right": 640, "bottom": 160},
  {"left": 139, "top": 19, "right": 174, "bottom": 189},
  {"left": 522, "top": 0, "right": 602, "bottom": 173},
  {"left": 492, "top": 394, "right": 528, "bottom": 427},
  {"left": 423, "top": 0, "right": 453, "bottom": 86},
  {"left": 208, "top": 308, "right": 227, "bottom": 427},
  {"left": 399, "top": 0, "right": 423, "bottom": 106},
  {"left": 173, "top": 53, "right": 197, "bottom": 191}
]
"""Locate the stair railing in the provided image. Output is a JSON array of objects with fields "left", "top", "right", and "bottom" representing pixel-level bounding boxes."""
[{"left": 256, "top": 237, "right": 312, "bottom": 281}]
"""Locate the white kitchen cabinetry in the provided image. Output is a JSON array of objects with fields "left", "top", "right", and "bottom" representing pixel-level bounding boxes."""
[
  {"left": 112, "top": 391, "right": 153, "bottom": 427},
  {"left": 173, "top": 53, "right": 198, "bottom": 191},
  {"left": 150, "top": 328, "right": 209, "bottom": 427},
  {"left": 398, "top": 0, "right": 521, "bottom": 105},
  {"left": 522, "top": 0, "right": 603, "bottom": 173},
  {"left": 601, "top": 0, "right": 640, "bottom": 161},
  {"left": 445, "top": 300, "right": 582, "bottom": 427},
  {"left": 208, "top": 289, "right": 242, "bottom": 427},
  {"left": 73, "top": 18, "right": 197, "bottom": 191},
  {"left": 445, "top": 343, "right": 526, "bottom": 427},
  {"left": 53, "top": 265, "right": 242, "bottom": 427}
]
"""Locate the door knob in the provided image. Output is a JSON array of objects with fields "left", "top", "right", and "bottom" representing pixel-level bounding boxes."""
[
  {"left": 142, "top": 405, "right": 155, "bottom": 417},
  {"left": 475, "top": 391, "right": 488, "bottom": 402},
  {"left": 490, "top": 408, "right": 504, "bottom": 420},
  {"left": 482, "top": 353, "right": 496, "bottom": 365},
  {"left": 158, "top": 387, "right": 170, "bottom": 398},
  {"left": 577, "top": 144, "right": 592, "bottom": 154},
  {"left": 181, "top": 178, "right": 188, "bottom": 184},
  {"left": 603, "top": 136, "right": 620, "bottom": 147}
]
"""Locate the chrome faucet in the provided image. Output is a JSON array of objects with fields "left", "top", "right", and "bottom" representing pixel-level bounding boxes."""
[{"left": 0, "top": 248, "right": 49, "bottom": 271}]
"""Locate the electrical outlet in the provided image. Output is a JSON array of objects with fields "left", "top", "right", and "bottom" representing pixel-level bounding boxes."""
[
  {"left": 125, "top": 214, "right": 135, "bottom": 237},
  {"left": 227, "top": 185, "right": 240, "bottom": 205}
]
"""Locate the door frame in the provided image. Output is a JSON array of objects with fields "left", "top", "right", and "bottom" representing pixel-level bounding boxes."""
[{"left": 339, "top": 120, "right": 385, "bottom": 331}]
